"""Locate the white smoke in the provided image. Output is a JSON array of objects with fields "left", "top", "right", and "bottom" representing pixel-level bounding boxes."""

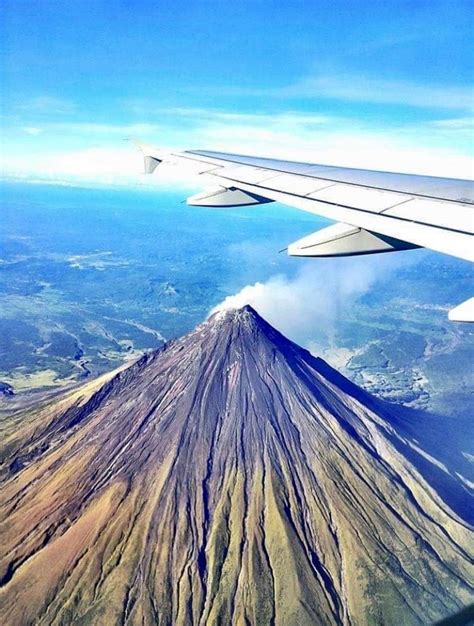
[{"left": 211, "top": 252, "right": 423, "bottom": 344}]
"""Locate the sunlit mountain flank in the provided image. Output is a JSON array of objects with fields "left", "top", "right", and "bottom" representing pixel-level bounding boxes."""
[{"left": 0, "top": 306, "right": 472, "bottom": 625}]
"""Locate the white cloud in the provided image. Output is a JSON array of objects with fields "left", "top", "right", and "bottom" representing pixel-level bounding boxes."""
[
  {"left": 219, "top": 75, "right": 474, "bottom": 111},
  {"left": 158, "top": 107, "right": 337, "bottom": 127},
  {"left": 40, "top": 122, "right": 163, "bottom": 136},
  {"left": 2, "top": 107, "right": 473, "bottom": 186},
  {"left": 19, "top": 96, "right": 76, "bottom": 114},
  {"left": 428, "top": 117, "right": 474, "bottom": 130},
  {"left": 210, "top": 253, "right": 421, "bottom": 346},
  {"left": 21, "top": 127, "right": 43, "bottom": 136},
  {"left": 0, "top": 145, "right": 201, "bottom": 190},
  {"left": 183, "top": 112, "right": 473, "bottom": 179},
  {"left": 285, "top": 75, "right": 474, "bottom": 111}
]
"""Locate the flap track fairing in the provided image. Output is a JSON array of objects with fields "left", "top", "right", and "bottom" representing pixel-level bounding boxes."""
[
  {"left": 288, "top": 223, "right": 419, "bottom": 257},
  {"left": 187, "top": 186, "right": 274, "bottom": 208}
]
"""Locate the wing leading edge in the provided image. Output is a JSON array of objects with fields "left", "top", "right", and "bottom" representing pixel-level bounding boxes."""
[{"left": 135, "top": 142, "right": 474, "bottom": 320}]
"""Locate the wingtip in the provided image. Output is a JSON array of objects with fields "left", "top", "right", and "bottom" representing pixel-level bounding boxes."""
[
  {"left": 130, "top": 138, "right": 149, "bottom": 153},
  {"left": 129, "top": 139, "right": 168, "bottom": 174}
]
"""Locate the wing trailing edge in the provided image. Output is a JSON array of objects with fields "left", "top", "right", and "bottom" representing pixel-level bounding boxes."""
[{"left": 187, "top": 186, "right": 273, "bottom": 207}]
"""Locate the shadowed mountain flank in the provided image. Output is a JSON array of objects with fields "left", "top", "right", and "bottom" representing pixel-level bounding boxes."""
[{"left": 0, "top": 305, "right": 472, "bottom": 625}]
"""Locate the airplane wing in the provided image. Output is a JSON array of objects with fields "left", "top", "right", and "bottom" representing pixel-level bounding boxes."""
[{"left": 135, "top": 142, "right": 474, "bottom": 321}]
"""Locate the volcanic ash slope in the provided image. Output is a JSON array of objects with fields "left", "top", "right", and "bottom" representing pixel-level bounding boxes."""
[{"left": 0, "top": 306, "right": 472, "bottom": 625}]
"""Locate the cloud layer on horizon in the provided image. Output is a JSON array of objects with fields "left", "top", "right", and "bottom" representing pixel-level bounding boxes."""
[{"left": 2, "top": 106, "right": 473, "bottom": 187}]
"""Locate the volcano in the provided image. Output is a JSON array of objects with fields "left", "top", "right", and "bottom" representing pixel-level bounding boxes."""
[{"left": 0, "top": 306, "right": 472, "bottom": 625}]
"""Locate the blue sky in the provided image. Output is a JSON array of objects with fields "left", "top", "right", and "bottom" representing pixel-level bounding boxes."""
[{"left": 1, "top": 0, "right": 473, "bottom": 184}]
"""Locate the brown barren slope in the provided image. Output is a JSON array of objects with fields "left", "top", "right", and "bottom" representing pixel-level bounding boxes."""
[{"left": 0, "top": 306, "right": 472, "bottom": 625}]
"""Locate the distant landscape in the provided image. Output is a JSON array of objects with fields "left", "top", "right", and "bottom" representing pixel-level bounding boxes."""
[{"left": 1, "top": 180, "right": 473, "bottom": 418}]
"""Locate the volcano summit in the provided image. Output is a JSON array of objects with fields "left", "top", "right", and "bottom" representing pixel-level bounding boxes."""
[{"left": 0, "top": 306, "right": 472, "bottom": 625}]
